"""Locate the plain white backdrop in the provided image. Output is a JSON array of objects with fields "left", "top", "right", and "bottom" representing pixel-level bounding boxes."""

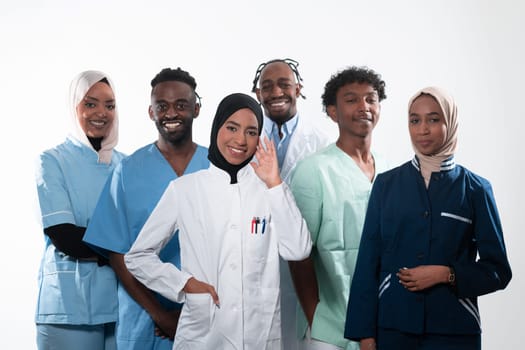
[{"left": 1, "top": 0, "right": 523, "bottom": 348}]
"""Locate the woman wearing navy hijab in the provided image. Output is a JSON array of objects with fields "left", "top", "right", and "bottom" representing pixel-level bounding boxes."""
[{"left": 125, "top": 93, "right": 312, "bottom": 349}]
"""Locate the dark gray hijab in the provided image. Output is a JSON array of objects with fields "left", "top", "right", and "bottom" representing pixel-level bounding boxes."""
[{"left": 208, "top": 93, "right": 263, "bottom": 184}]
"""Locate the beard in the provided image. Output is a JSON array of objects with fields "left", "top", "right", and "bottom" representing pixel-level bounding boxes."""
[{"left": 155, "top": 118, "right": 192, "bottom": 145}]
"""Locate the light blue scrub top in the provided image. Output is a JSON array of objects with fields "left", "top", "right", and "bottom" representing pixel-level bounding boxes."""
[
  {"left": 290, "top": 143, "right": 390, "bottom": 349},
  {"left": 83, "top": 143, "right": 209, "bottom": 350},
  {"left": 35, "top": 136, "right": 126, "bottom": 325}
]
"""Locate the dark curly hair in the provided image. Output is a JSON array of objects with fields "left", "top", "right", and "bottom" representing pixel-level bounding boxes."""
[
  {"left": 150, "top": 67, "right": 200, "bottom": 104},
  {"left": 322, "top": 66, "right": 386, "bottom": 111}
]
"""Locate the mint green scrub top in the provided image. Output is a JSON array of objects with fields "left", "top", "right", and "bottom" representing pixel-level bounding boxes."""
[{"left": 290, "top": 143, "right": 390, "bottom": 348}]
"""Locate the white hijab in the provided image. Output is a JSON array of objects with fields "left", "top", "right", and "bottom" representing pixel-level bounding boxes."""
[
  {"left": 408, "top": 86, "right": 458, "bottom": 187},
  {"left": 69, "top": 70, "right": 119, "bottom": 164}
]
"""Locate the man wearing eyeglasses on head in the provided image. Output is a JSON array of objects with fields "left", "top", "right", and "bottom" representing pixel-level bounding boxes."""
[{"left": 252, "top": 58, "right": 331, "bottom": 350}]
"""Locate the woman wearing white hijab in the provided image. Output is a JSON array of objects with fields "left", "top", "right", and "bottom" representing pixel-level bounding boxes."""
[
  {"left": 344, "top": 87, "right": 512, "bottom": 350},
  {"left": 35, "top": 71, "right": 126, "bottom": 350}
]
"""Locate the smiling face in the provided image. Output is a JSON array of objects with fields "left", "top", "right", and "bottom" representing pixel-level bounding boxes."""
[
  {"left": 216, "top": 108, "right": 259, "bottom": 165},
  {"left": 75, "top": 81, "right": 116, "bottom": 138},
  {"left": 255, "top": 61, "right": 301, "bottom": 124},
  {"left": 326, "top": 82, "right": 380, "bottom": 139},
  {"left": 149, "top": 80, "right": 199, "bottom": 145},
  {"left": 409, "top": 94, "right": 447, "bottom": 156}
]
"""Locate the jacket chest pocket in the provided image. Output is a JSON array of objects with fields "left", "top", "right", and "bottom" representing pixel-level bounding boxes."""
[{"left": 438, "top": 210, "right": 475, "bottom": 254}]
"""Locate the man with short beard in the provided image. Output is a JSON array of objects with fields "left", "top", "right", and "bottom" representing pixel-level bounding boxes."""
[
  {"left": 84, "top": 68, "right": 209, "bottom": 350},
  {"left": 252, "top": 58, "right": 331, "bottom": 350}
]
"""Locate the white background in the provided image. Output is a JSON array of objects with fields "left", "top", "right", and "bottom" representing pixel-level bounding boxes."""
[{"left": 1, "top": 0, "right": 523, "bottom": 348}]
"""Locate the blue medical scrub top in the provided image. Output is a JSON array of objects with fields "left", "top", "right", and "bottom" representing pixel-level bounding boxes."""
[
  {"left": 84, "top": 143, "right": 209, "bottom": 349},
  {"left": 35, "top": 136, "right": 126, "bottom": 325}
]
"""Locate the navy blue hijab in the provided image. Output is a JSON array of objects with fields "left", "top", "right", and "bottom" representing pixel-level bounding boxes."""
[{"left": 208, "top": 93, "right": 263, "bottom": 184}]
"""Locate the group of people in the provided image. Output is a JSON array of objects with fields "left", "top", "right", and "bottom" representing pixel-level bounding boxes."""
[{"left": 34, "top": 59, "right": 512, "bottom": 350}]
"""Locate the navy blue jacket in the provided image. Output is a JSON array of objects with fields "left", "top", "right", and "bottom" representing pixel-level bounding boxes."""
[{"left": 345, "top": 157, "right": 512, "bottom": 339}]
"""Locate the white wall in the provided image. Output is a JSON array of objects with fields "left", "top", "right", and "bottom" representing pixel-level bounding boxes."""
[{"left": 1, "top": 0, "right": 523, "bottom": 348}]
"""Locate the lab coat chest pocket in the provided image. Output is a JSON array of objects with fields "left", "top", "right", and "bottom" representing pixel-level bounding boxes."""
[{"left": 246, "top": 212, "right": 272, "bottom": 263}]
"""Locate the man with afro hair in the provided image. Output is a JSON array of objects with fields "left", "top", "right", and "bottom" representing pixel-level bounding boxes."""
[{"left": 289, "top": 66, "right": 389, "bottom": 350}]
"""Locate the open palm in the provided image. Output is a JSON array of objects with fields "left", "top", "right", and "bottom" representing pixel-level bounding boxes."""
[{"left": 250, "top": 137, "right": 281, "bottom": 188}]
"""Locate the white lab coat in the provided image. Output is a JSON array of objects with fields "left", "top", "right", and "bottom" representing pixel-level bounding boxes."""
[
  {"left": 263, "top": 115, "right": 331, "bottom": 350},
  {"left": 125, "top": 164, "right": 312, "bottom": 350}
]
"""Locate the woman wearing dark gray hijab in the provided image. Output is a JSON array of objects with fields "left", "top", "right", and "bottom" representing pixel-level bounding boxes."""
[
  {"left": 125, "top": 93, "right": 312, "bottom": 350},
  {"left": 207, "top": 92, "right": 264, "bottom": 184}
]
